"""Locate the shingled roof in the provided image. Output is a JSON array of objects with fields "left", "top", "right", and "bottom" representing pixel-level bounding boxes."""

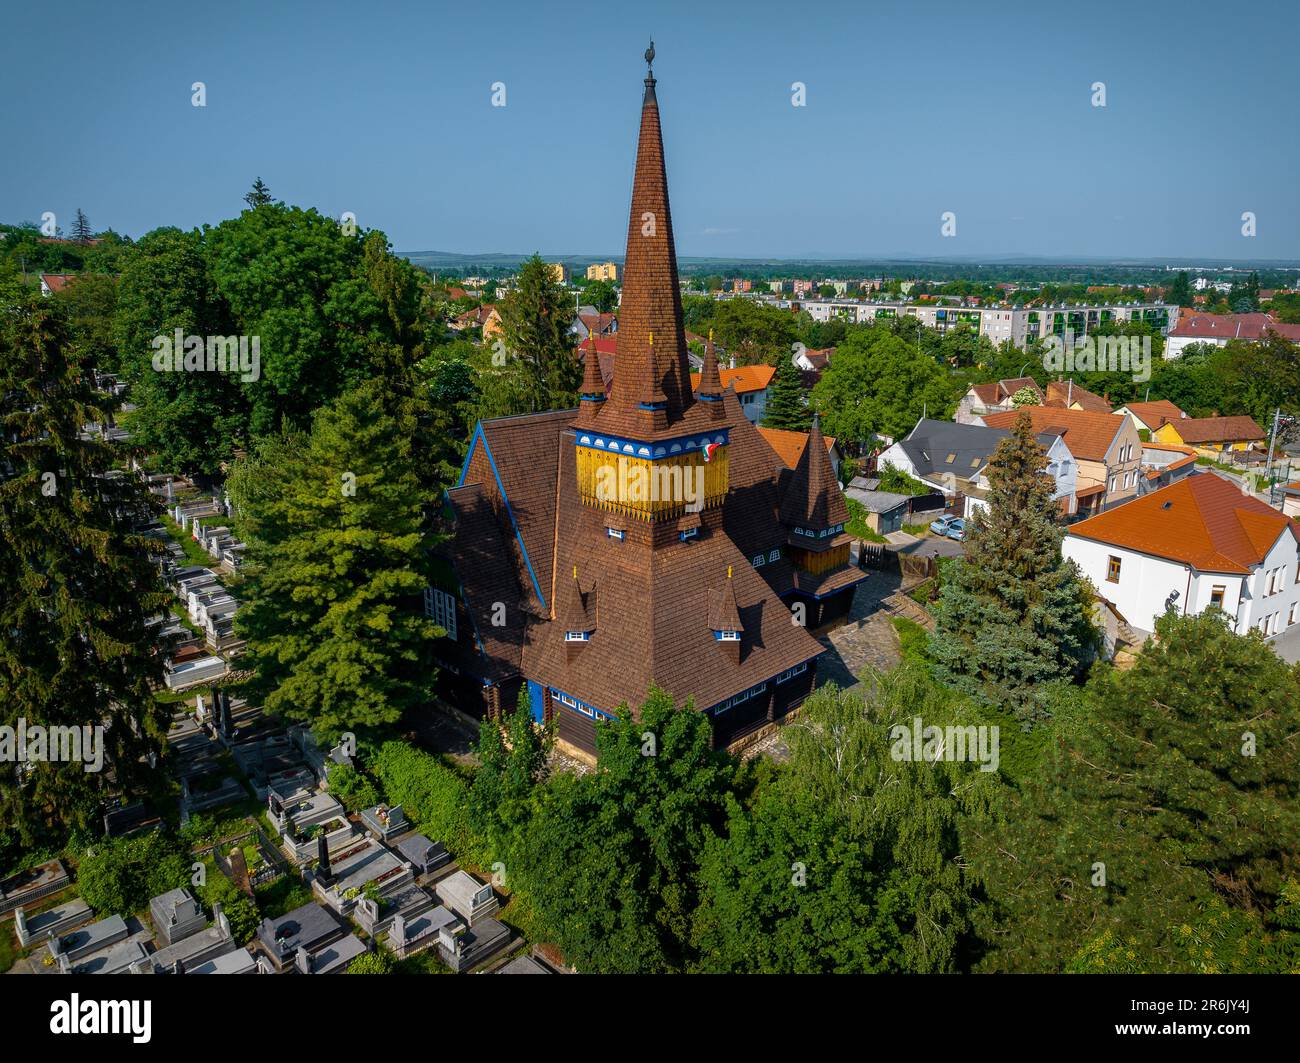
[
  {"left": 982, "top": 406, "right": 1124, "bottom": 462},
  {"left": 779, "top": 414, "right": 848, "bottom": 530},
  {"left": 1164, "top": 415, "right": 1265, "bottom": 445}
]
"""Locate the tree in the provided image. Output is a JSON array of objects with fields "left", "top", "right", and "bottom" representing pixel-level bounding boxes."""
[
  {"left": 1167, "top": 270, "right": 1193, "bottom": 308},
  {"left": 710, "top": 299, "right": 796, "bottom": 366},
  {"left": 229, "top": 380, "right": 438, "bottom": 740},
  {"left": 1010, "top": 385, "right": 1038, "bottom": 407},
  {"left": 930, "top": 411, "right": 1096, "bottom": 723},
  {"left": 812, "top": 327, "right": 958, "bottom": 445},
  {"left": 346, "top": 950, "right": 394, "bottom": 974},
  {"left": 511, "top": 686, "right": 735, "bottom": 972},
  {"left": 760, "top": 352, "right": 810, "bottom": 431},
  {"left": 244, "top": 178, "right": 273, "bottom": 208},
  {"left": 969, "top": 612, "right": 1300, "bottom": 972},
  {"left": 70, "top": 209, "right": 93, "bottom": 244},
  {"left": 694, "top": 670, "right": 995, "bottom": 973},
  {"left": 584, "top": 279, "right": 618, "bottom": 314},
  {"left": 496, "top": 254, "right": 583, "bottom": 412},
  {"left": 0, "top": 294, "right": 173, "bottom": 843}
]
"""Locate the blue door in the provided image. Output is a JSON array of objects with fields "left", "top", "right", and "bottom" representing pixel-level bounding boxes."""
[{"left": 527, "top": 680, "right": 546, "bottom": 724}]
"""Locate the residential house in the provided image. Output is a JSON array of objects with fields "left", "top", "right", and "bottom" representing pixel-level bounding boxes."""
[
  {"left": 1063, "top": 473, "right": 1300, "bottom": 648},
  {"left": 1140, "top": 442, "right": 1199, "bottom": 491},
  {"left": 953, "top": 377, "right": 1043, "bottom": 425},
  {"left": 571, "top": 311, "right": 618, "bottom": 342},
  {"left": 39, "top": 273, "right": 76, "bottom": 296},
  {"left": 586, "top": 262, "right": 618, "bottom": 281},
  {"left": 981, "top": 406, "right": 1143, "bottom": 515},
  {"left": 1114, "top": 399, "right": 1187, "bottom": 436},
  {"left": 1044, "top": 379, "right": 1112, "bottom": 414},
  {"left": 687, "top": 363, "right": 776, "bottom": 424},
  {"left": 1151, "top": 415, "right": 1265, "bottom": 457},
  {"left": 756, "top": 425, "right": 841, "bottom": 478},
  {"left": 877, "top": 417, "right": 1078, "bottom": 518},
  {"left": 451, "top": 304, "right": 502, "bottom": 339},
  {"left": 1164, "top": 309, "right": 1300, "bottom": 359},
  {"left": 1281, "top": 482, "right": 1300, "bottom": 520},
  {"left": 793, "top": 346, "right": 834, "bottom": 373}
]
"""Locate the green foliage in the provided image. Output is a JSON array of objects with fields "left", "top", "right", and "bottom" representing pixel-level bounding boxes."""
[
  {"left": 76, "top": 833, "right": 190, "bottom": 916},
  {"left": 194, "top": 857, "right": 259, "bottom": 943},
  {"left": 876, "top": 461, "right": 928, "bottom": 496},
  {"left": 584, "top": 279, "right": 618, "bottom": 314},
  {"left": 760, "top": 354, "right": 810, "bottom": 431},
  {"left": 325, "top": 763, "right": 381, "bottom": 813},
  {"left": 931, "top": 412, "right": 1096, "bottom": 724},
  {"left": 346, "top": 949, "right": 393, "bottom": 974},
  {"left": 372, "top": 741, "right": 484, "bottom": 865},
  {"left": 230, "top": 380, "right": 438, "bottom": 738},
  {"left": 812, "top": 326, "right": 959, "bottom": 444},
  {"left": 968, "top": 612, "right": 1300, "bottom": 972},
  {"left": 708, "top": 299, "right": 796, "bottom": 366},
  {"left": 493, "top": 254, "right": 584, "bottom": 413},
  {"left": 510, "top": 687, "right": 735, "bottom": 972},
  {"left": 0, "top": 292, "right": 172, "bottom": 842}
]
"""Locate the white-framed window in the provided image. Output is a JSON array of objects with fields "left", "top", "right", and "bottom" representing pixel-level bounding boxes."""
[
  {"left": 753, "top": 554, "right": 765, "bottom": 568},
  {"left": 607, "top": 527, "right": 624, "bottom": 540},
  {"left": 768, "top": 548, "right": 780, "bottom": 562},
  {"left": 424, "top": 587, "right": 457, "bottom": 641},
  {"left": 564, "top": 630, "right": 590, "bottom": 642},
  {"left": 717, "top": 630, "right": 740, "bottom": 641},
  {"left": 680, "top": 527, "right": 699, "bottom": 542},
  {"left": 1289, "top": 602, "right": 1297, "bottom": 626}
]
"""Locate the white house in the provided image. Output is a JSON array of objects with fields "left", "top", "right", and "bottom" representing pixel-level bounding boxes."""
[
  {"left": 878, "top": 418, "right": 1078, "bottom": 518},
  {"left": 1063, "top": 472, "right": 1300, "bottom": 648}
]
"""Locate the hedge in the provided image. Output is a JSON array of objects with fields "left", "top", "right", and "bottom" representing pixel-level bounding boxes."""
[{"left": 371, "top": 741, "right": 485, "bottom": 866}]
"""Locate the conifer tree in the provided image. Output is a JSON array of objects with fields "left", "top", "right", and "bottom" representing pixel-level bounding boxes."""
[
  {"left": 0, "top": 292, "right": 171, "bottom": 843},
  {"left": 761, "top": 353, "right": 811, "bottom": 431},
  {"left": 930, "top": 411, "right": 1095, "bottom": 723},
  {"left": 243, "top": 178, "right": 273, "bottom": 208},
  {"left": 497, "top": 254, "right": 583, "bottom": 412},
  {"left": 70, "top": 208, "right": 93, "bottom": 244},
  {"left": 229, "top": 379, "right": 437, "bottom": 739}
]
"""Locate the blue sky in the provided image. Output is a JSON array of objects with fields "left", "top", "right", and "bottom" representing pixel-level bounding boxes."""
[{"left": 2, "top": 0, "right": 1297, "bottom": 261}]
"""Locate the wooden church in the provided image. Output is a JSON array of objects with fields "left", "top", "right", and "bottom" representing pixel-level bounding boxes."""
[{"left": 432, "top": 49, "right": 865, "bottom": 754}]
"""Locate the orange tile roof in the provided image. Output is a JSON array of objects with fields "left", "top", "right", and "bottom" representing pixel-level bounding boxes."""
[
  {"left": 1120, "top": 399, "right": 1186, "bottom": 428},
  {"left": 1045, "top": 379, "right": 1112, "bottom": 413},
  {"left": 1067, "top": 474, "right": 1298, "bottom": 574},
  {"left": 688, "top": 364, "right": 776, "bottom": 394},
  {"left": 755, "top": 425, "right": 837, "bottom": 469},
  {"left": 981, "top": 406, "right": 1125, "bottom": 462}
]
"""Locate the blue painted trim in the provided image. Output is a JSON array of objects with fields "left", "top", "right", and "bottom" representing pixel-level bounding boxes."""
[
  {"left": 697, "top": 393, "right": 723, "bottom": 402},
  {"left": 573, "top": 426, "right": 730, "bottom": 460},
  {"left": 548, "top": 686, "right": 615, "bottom": 721},
  {"left": 464, "top": 420, "right": 546, "bottom": 609}
]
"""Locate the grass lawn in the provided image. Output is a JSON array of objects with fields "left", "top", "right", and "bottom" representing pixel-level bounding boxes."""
[
  {"left": 254, "top": 876, "right": 314, "bottom": 920},
  {"left": 162, "top": 513, "right": 217, "bottom": 569}
]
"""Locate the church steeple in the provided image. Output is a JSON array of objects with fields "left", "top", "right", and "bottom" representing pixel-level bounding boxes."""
[
  {"left": 780, "top": 412, "right": 848, "bottom": 532},
  {"left": 597, "top": 42, "right": 696, "bottom": 439}
]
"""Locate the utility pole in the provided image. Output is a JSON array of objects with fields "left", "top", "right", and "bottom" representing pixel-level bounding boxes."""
[{"left": 1264, "top": 406, "right": 1281, "bottom": 507}]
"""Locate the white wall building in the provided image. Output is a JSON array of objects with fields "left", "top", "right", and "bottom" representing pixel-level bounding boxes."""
[{"left": 1063, "top": 472, "right": 1300, "bottom": 645}]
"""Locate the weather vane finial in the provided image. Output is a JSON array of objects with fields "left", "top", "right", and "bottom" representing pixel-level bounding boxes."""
[{"left": 645, "top": 39, "right": 655, "bottom": 75}]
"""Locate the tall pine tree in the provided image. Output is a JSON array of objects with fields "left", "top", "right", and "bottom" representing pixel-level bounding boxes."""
[
  {"left": 930, "top": 411, "right": 1096, "bottom": 723},
  {"left": 229, "top": 379, "right": 438, "bottom": 740},
  {"left": 0, "top": 291, "right": 171, "bottom": 844},
  {"left": 761, "top": 352, "right": 811, "bottom": 431},
  {"left": 496, "top": 254, "right": 583, "bottom": 412}
]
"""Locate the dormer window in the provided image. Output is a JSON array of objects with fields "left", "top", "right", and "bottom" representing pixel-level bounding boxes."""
[
  {"left": 607, "top": 527, "right": 624, "bottom": 540},
  {"left": 679, "top": 527, "right": 699, "bottom": 542},
  {"left": 564, "top": 630, "right": 591, "bottom": 642},
  {"left": 715, "top": 629, "right": 740, "bottom": 642}
]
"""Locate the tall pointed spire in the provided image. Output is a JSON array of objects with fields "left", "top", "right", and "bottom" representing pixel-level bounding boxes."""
[
  {"left": 780, "top": 412, "right": 849, "bottom": 530},
  {"left": 597, "top": 43, "right": 696, "bottom": 439},
  {"left": 577, "top": 335, "right": 606, "bottom": 414}
]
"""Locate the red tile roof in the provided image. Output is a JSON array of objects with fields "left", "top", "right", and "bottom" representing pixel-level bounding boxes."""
[
  {"left": 1067, "top": 473, "right": 1298, "bottom": 574},
  {"left": 1164, "top": 415, "right": 1265, "bottom": 444},
  {"left": 40, "top": 273, "right": 77, "bottom": 294},
  {"left": 1045, "top": 379, "right": 1112, "bottom": 414},
  {"left": 1170, "top": 309, "right": 1300, "bottom": 343},
  {"left": 687, "top": 364, "right": 775, "bottom": 395},
  {"left": 981, "top": 406, "right": 1126, "bottom": 462}
]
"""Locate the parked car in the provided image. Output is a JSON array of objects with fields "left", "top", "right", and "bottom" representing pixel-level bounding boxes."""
[
  {"left": 945, "top": 518, "right": 966, "bottom": 541},
  {"left": 929, "top": 514, "right": 960, "bottom": 536}
]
